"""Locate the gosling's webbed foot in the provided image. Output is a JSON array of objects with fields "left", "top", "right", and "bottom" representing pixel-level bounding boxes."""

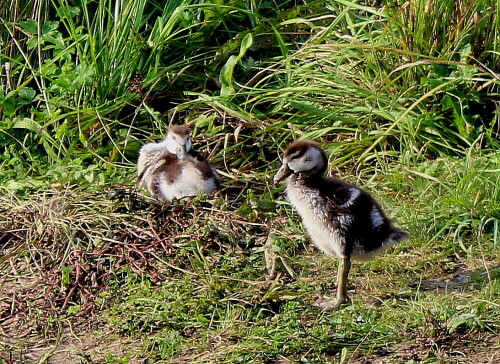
[{"left": 313, "top": 295, "right": 350, "bottom": 310}]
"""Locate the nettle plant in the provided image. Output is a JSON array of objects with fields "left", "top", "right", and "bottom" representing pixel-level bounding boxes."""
[
  {"left": 1, "top": 1, "right": 201, "bottom": 173},
  {"left": 20, "top": 17, "right": 93, "bottom": 110},
  {"left": 1, "top": 18, "right": 85, "bottom": 175}
]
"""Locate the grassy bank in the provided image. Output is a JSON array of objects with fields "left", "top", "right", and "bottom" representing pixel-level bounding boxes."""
[{"left": 1, "top": 0, "right": 499, "bottom": 362}]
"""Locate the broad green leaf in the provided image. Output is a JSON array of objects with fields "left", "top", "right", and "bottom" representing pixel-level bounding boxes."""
[
  {"left": 56, "top": 6, "right": 80, "bottom": 19},
  {"left": 239, "top": 33, "right": 253, "bottom": 57},
  {"left": 19, "top": 19, "right": 38, "bottom": 35},
  {"left": 0, "top": 98, "right": 16, "bottom": 116},
  {"left": 12, "top": 117, "right": 42, "bottom": 132},
  {"left": 27, "top": 37, "right": 39, "bottom": 49},
  {"left": 220, "top": 55, "right": 238, "bottom": 96},
  {"left": 18, "top": 87, "right": 36, "bottom": 101},
  {"left": 220, "top": 33, "right": 254, "bottom": 97},
  {"left": 448, "top": 313, "right": 479, "bottom": 333},
  {"left": 42, "top": 21, "right": 59, "bottom": 35}
]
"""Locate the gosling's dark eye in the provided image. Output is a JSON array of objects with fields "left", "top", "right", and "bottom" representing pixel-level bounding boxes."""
[{"left": 305, "top": 156, "right": 311, "bottom": 162}]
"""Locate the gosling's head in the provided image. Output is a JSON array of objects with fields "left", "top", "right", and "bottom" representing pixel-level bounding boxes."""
[
  {"left": 164, "top": 125, "right": 192, "bottom": 158},
  {"left": 274, "top": 140, "right": 328, "bottom": 183}
]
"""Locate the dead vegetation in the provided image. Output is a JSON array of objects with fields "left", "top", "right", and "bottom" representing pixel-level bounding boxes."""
[{"left": 0, "top": 185, "right": 270, "bottom": 361}]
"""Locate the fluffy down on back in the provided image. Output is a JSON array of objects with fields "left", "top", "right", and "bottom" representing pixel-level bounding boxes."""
[{"left": 137, "top": 125, "right": 219, "bottom": 201}]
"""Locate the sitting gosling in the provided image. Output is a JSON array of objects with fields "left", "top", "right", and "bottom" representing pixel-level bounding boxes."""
[
  {"left": 274, "top": 140, "right": 408, "bottom": 309},
  {"left": 137, "top": 125, "right": 219, "bottom": 201}
]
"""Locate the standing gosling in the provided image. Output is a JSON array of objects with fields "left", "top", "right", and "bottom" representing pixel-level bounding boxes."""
[
  {"left": 137, "top": 125, "right": 219, "bottom": 201},
  {"left": 274, "top": 140, "right": 408, "bottom": 309}
]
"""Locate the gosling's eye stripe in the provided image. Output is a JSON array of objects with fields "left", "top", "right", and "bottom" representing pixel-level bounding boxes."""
[{"left": 287, "top": 148, "right": 307, "bottom": 159}]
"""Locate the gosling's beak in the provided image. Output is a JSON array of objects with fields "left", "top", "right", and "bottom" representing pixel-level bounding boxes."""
[
  {"left": 177, "top": 144, "right": 187, "bottom": 158},
  {"left": 273, "top": 163, "right": 293, "bottom": 183}
]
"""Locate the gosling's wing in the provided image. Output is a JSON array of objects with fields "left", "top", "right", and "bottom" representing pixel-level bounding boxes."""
[
  {"left": 188, "top": 151, "right": 220, "bottom": 188},
  {"left": 324, "top": 179, "right": 408, "bottom": 248},
  {"left": 319, "top": 178, "right": 362, "bottom": 211},
  {"left": 137, "top": 143, "right": 162, "bottom": 180}
]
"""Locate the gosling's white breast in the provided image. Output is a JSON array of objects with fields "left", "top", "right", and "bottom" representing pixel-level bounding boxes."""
[
  {"left": 286, "top": 180, "right": 351, "bottom": 258},
  {"left": 157, "top": 159, "right": 218, "bottom": 201}
]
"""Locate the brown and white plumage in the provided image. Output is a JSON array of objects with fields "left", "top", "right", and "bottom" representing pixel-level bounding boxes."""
[
  {"left": 137, "top": 125, "right": 219, "bottom": 201},
  {"left": 274, "top": 140, "right": 408, "bottom": 309}
]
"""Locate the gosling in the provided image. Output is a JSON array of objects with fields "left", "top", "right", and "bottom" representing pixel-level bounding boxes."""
[
  {"left": 274, "top": 140, "right": 408, "bottom": 309},
  {"left": 137, "top": 125, "right": 219, "bottom": 201}
]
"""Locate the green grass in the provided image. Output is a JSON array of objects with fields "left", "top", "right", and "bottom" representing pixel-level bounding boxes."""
[{"left": 1, "top": 0, "right": 499, "bottom": 363}]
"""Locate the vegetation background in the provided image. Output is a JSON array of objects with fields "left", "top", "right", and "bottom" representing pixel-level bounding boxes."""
[{"left": 1, "top": 0, "right": 498, "bottom": 362}]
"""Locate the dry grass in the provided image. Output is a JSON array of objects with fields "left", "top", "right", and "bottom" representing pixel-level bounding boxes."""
[{"left": 0, "top": 185, "right": 267, "bottom": 357}]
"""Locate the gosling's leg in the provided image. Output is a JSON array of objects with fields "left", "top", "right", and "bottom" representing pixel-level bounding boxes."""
[
  {"left": 335, "top": 257, "right": 351, "bottom": 306},
  {"left": 314, "top": 257, "right": 351, "bottom": 309}
]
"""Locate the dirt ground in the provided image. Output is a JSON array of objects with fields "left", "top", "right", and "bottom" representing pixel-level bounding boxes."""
[{"left": 2, "top": 274, "right": 498, "bottom": 364}]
